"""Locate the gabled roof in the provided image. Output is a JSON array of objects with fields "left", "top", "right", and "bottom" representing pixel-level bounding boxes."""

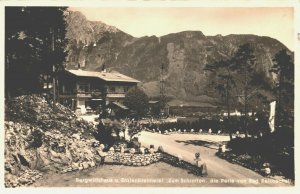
[
  {"left": 111, "top": 102, "right": 129, "bottom": 110},
  {"left": 149, "top": 100, "right": 159, "bottom": 104},
  {"left": 167, "top": 99, "right": 217, "bottom": 108},
  {"left": 67, "top": 69, "right": 140, "bottom": 83}
]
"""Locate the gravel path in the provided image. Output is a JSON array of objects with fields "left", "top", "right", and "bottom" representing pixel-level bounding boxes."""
[{"left": 138, "top": 131, "right": 292, "bottom": 186}]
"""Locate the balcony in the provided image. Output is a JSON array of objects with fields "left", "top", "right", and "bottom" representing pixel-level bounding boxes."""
[
  {"left": 106, "top": 93, "right": 126, "bottom": 98},
  {"left": 59, "top": 90, "right": 103, "bottom": 99},
  {"left": 77, "top": 92, "right": 92, "bottom": 98}
]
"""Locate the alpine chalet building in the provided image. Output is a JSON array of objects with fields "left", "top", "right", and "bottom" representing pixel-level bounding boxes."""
[{"left": 58, "top": 69, "right": 140, "bottom": 114}]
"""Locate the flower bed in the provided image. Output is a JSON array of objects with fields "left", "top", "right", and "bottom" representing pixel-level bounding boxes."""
[
  {"left": 216, "top": 151, "right": 294, "bottom": 184},
  {"left": 161, "top": 152, "right": 203, "bottom": 176}
]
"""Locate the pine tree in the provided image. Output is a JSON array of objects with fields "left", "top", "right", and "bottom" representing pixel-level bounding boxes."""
[
  {"left": 5, "top": 7, "right": 68, "bottom": 97},
  {"left": 205, "top": 59, "right": 236, "bottom": 140},
  {"left": 230, "top": 43, "right": 257, "bottom": 137},
  {"left": 270, "top": 49, "right": 294, "bottom": 131}
]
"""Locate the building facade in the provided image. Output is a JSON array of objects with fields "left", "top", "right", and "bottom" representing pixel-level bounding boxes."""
[{"left": 58, "top": 69, "right": 140, "bottom": 114}]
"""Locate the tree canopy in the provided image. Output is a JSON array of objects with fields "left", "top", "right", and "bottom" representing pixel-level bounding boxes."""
[
  {"left": 5, "top": 7, "right": 68, "bottom": 97},
  {"left": 205, "top": 43, "right": 274, "bottom": 137},
  {"left": 270, "top": 49, "right": 294, "bottom": 131},
  {"left": 124, "top": 87, "right": 149, "bottom": 117}
]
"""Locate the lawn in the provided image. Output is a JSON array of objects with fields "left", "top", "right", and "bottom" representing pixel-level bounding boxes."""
[{"left": 32, "top": 162, "right": 210, "bottom": 187}]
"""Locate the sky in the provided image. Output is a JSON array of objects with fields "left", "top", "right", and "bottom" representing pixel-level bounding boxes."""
[{"left": 70, "top": 7, "right": 294, "bottom": 50}]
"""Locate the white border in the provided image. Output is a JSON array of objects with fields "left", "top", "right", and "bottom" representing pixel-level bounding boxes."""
[{"left": 0, "top": 1, "right": 299, "bottom": 194}]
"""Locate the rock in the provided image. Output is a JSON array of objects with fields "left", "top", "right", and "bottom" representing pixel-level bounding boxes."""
[
  {"left": 129, "top": 148, "right": 136, "bottom": 154},
  {"left": 149, "top": 148, "right": 155, "bottom": 154},
  {"left": 126, "top": 161, "right": 132, "bottom": 166},
  {"left": 177, "top": 154, "right": 183, "bottom": 161},
  {"left": 99, "top": 144, "right": 105, "bottom": 150},
  {"left": 218, "top": 145, "right": 225, "bottom": 153},
  {"left": 263, "top": 167, "right": 271, "bottom": 175},
  {"left": 120, "top": 147, "right": 125, "bottom": 154},
  {"left": 71, "top": 163, "right": 79, "bottom": 170},
  {"left": 158, "top": 146, "right": 164, "bottom": 153},
  {"left": 139, "top": 147, "right": 145, "bottom": 154},
  {"left": 5, "top": 95, "right": 100, "bottom": 187}
]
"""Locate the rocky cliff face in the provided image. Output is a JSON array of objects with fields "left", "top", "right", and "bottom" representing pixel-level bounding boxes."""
[{"left": 66, "top": 11, "right": 289, "bottom": 103}]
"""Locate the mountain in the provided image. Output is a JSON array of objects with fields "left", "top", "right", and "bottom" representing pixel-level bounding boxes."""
[{"left": 65, "top": 11, "right": 290, "bottom": 104}]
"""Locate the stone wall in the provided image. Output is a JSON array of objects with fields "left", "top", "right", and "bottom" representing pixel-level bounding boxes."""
[{"left": 107, "top": 152, "right": 163, "bottom": 166}]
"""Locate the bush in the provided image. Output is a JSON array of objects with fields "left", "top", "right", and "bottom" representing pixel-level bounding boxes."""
[
  {"left": 227, "top": 133, "right": 294, "bottom": 179},
  {"left": 124, "top": 88, "right": 149, "bottom": 117},
  {"left": 94, "top": 119, "right": 113, "bottom": 147},
  {"left": 127, "top": 137, "right": 141, "bottom": 149}
]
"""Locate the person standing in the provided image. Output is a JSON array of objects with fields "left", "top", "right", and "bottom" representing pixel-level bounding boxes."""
[
  {"left": 194, "top": 152, "right": 208, "bottom": 176},
  {"left": 97, "top": 144, "right": 107, "bottom": 165}
]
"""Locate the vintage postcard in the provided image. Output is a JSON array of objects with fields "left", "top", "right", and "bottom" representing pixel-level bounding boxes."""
[{"left": 1, "top": 0, "right": 299, "bottom": 193}]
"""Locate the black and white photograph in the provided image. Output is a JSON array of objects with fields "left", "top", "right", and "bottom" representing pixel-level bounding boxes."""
[{"left": 2, "top": 0, "right": 297, "bottom": 189}]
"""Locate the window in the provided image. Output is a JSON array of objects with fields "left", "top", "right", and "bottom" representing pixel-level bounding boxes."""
[
  {"left": 110, "top": 86, "right": 116, "bottom": 93},
  {"left": 77, "top": 83, "right": 90, "bottom": 93},
  {"left": 62, "top": 85, "right": 65, "bottom": 93},
  {"left": 124, "top": 86, "right": 129, "bottom": 93}
]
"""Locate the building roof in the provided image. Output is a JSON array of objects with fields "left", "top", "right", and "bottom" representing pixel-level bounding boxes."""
[
  {"left": 111, "top": 102, "right": 129, "bottom": 110},
  {"left": 67, "top": 69, "right": 140, "bottom": 83},
  {"left": 149, "top": 100, "right": 159, "bottom": 104},
  {"left": 167, "top": 99, "right": 217, "bottom": 108}
]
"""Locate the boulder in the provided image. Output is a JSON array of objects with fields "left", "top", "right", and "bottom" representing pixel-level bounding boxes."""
[
  {"left": 82, "top": 162, "right": 89, "bottom": 169},
  {"left": 139, "top": 147, "right": 145, "bottom": 154},
  {"left": 158, "top": 146, "right": 164, "bottom": 153}
]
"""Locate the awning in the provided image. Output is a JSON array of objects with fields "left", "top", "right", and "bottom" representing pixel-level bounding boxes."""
[
  {"left": 149, "top": 100, "right": 159, "bottom": 104},
  {"left": 111, "top": 102, "right": 129, "bottom": 110},
  {"left": 91, "top": 99, "right": 103, "bottom": 101}
]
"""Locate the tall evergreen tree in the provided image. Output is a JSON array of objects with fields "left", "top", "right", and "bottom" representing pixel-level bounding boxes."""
[
  {"left": 207, "top": 43, "right": 274, "bottom": 138},
  {"left": 5, "top": 7, "right": 68, "bottom": 97},
  {"left": 270, "top": 49, "right": 294, "bottom": 131},
  {"left": 230, "top": 43, "right": 257, "bottom": 137},
  {"left": 205, "top": 59, "right": 236, "bottom": 140}
]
